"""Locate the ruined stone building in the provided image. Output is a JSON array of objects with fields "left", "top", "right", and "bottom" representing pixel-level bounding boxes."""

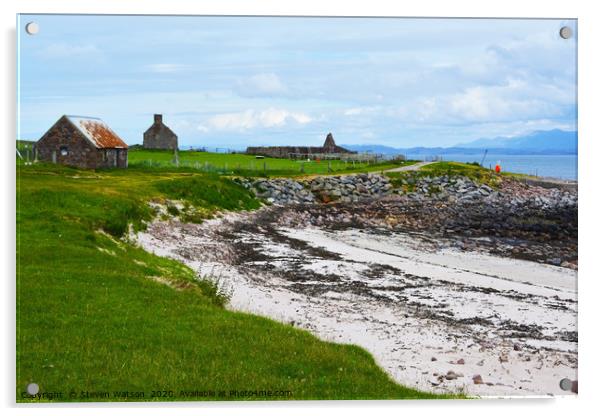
[
  {"left": 246, "top": 133, "right": 354, "bottom": 159},
  {"left": 35, "top": 115, "right": 128, "bottom": 169},
  {"left": 143, "top": 114, "right": 178, "bottom": 150}
]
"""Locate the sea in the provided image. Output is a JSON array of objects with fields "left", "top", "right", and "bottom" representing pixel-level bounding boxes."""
[{"left": 404, "top": 153, "right": 578, "bottom": 181}]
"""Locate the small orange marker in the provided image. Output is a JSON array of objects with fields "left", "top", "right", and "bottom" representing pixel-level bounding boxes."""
[{"left": 495, "top": 163, "right": 501, "bottom": 173}]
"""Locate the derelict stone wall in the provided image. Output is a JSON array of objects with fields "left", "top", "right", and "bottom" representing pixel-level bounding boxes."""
[{"left": 246, "top": 145, "right": 355, "bottom": 158}]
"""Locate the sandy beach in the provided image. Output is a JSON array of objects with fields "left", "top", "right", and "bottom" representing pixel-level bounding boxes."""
[{"left": 136, "top": 190, "right": 577, "bottom": 397}]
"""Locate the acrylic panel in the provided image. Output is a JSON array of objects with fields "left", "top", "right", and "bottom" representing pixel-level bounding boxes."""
[{"left": 16, "top": 14, "right": 577, "bottom": 402}]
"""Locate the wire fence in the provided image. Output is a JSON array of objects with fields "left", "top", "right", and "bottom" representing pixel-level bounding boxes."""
[
  {"left": 187, "top": 146, "right": 244, "bottom": 154},
  {"left": 128, "top": 157, "right": 395, "bottom": 175}
]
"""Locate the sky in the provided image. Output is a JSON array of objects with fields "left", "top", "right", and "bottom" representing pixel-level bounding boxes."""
[{"left": 17, "top": 15, "right": 577, "bottom": 149}]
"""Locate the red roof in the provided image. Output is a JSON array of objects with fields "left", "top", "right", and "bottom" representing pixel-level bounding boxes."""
[{"left": 66, "top": 116, "right": 128, "bottom": 149}]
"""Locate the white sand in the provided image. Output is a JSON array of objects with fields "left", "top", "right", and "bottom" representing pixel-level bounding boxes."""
[{"left": 136, "top": 215, "right": 577, "bottom": 398}]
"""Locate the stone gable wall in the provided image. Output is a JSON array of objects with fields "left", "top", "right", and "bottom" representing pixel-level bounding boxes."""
[{"left": 143, "top": 124, "right": 178, "bottom": 150}]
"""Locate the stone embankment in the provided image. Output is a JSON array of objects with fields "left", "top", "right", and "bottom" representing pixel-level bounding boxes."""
[
  {"left": 234, "top": 174, "right": 391, "bottom": 204},
  {"left": 233, "top": 173, "right": 577, "bottom": 210}
]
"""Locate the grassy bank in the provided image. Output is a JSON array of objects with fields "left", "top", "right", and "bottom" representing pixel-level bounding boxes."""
[
  {"left": 17, "top": 164, "right": 455, "bottom": 402},
  {"left": 387, "top": 161, "right": 502, "bottom": 189},
  {"left": 128, "top": 149, "right": 406, "bottom": 177}
]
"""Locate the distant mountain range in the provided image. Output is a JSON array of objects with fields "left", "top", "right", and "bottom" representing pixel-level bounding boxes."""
[{"left": 342, "top": 129, "right": 577, "bottom": 156}]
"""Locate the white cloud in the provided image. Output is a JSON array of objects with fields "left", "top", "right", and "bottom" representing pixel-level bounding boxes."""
[
  {"left": 235, "top": 73, "right": 288, "bottom": 97},
  {"left": 146, "top": 63, "right": 188, "bottom": 73},
  {"left": 388, "top": 78, "right": 564, "bottom": 125},
  {"left": 206, "top": 108, "right": 312, "bottom": 131},
  {"left": 447, "top": 80, "right": 561, "bottom": 122},
  {"left": 449, "top": 87, "right": 505, "bottom": 120},
  {"left": 344, "top": 108, "right": 364, "bottom": 116},
  {"left": 343, "top": 106, "right": 382, "bottom": 117},
  {"left": 38, "top": 43, "right": 100, "bottom": 59}
]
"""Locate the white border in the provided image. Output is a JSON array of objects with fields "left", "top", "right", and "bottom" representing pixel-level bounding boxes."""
[{"left": 3, "top": 1, "right": 601, "bottom": 415}]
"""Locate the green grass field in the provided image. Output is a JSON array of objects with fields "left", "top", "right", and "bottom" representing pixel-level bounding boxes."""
[
  {"left": 127, "top": 148, "right": 409, "bottom": 177},
  {"left": 16, "top": 163, "right": 457, "bottom": 402}
]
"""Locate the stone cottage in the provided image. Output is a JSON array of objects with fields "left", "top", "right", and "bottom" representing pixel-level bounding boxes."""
[
  {"left": 35, "top": 115, "right": 128, "bottom": 169},
  {"left": 143, "top": 114, "right": 178, "bottom": 150}
]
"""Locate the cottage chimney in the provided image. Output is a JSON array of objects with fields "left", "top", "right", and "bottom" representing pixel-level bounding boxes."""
[{"left": 154, "top": 114, "right": 163, "bottom": 125}]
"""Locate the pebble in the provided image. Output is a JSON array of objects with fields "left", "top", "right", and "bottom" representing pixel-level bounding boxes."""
[
  {"left": 472, "top": 374, "right": 484, "bottom": 384},
  {"left": 445, "top": 370, "right": 460, "bottom": 380}
]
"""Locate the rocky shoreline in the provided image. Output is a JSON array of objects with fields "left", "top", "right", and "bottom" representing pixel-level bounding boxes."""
[
  {"left": 233, "top": 173, "right": 577, "bottom": 269},
  {"left": 234, "top": 172, "right": 576, "bottom": 207}
]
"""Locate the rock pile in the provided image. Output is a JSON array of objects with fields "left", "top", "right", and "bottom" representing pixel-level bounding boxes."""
[
  {"left": 233, "top": 173, "right": 577, "bottom": 215},
  {"left": 309, "top": 174, "right": 392, "bottom": 203},
  {"left": 499, "top": 179, "right": 577, "bottom": 210},
  {"left": 234, "top": 173, "right": 392, "bottom": 205},
  {"left": 393, "top": 175, "right": 499, "bottom": 201},
  {"left": 396, "top": 175, "right": 577, "bottom": 210},
  {"left": 240, "top": 178, "right": 316, "bottom": 205}
]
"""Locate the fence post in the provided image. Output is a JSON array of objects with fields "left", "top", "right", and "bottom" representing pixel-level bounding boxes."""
[
  {"left": 263, "top": 162, "right": 267, "bottom": 173},
  {"left": 173, "top": 147, "right": 179, "bottom": 167}
]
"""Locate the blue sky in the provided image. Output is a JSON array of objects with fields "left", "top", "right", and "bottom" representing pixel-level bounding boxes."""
[{"left": 17, "top": 15, "right": 577, "bottom": 149}]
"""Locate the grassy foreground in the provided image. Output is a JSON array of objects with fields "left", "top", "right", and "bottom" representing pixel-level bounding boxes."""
[{"left": 16, "top": 164, "right": 455, "bottom": 402}]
